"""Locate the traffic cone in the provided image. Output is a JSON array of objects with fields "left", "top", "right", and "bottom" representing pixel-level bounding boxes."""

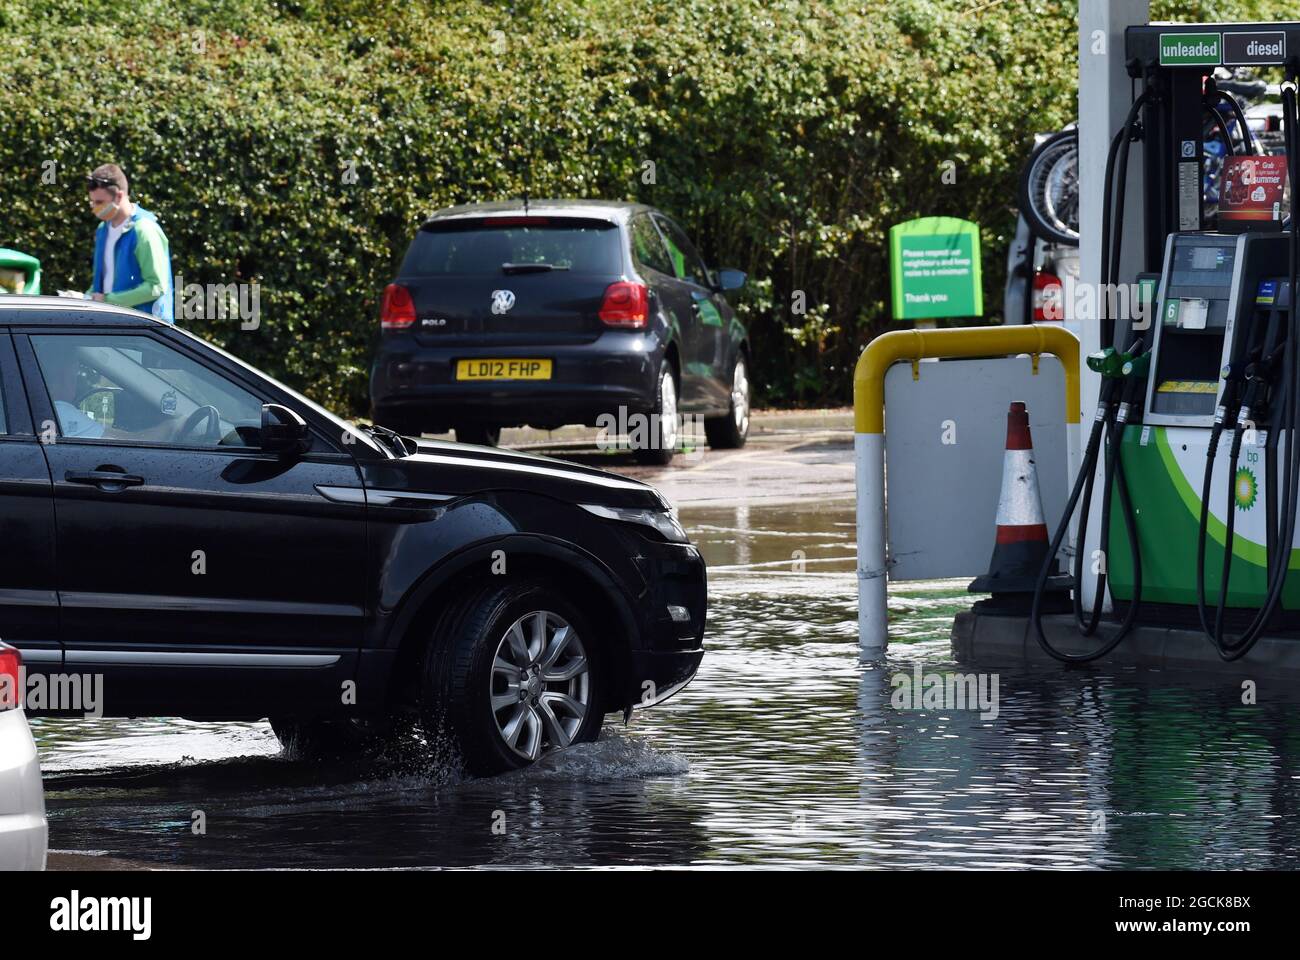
[{"left": 969, "top": 401, "right": 1069, "bottom": 609}]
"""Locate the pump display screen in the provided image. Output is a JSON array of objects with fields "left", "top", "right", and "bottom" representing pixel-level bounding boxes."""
[
  {"left": 1170, "top": 241, "right": 1236, "bottom": 288},
  {"left": 1159, "top": 239, "right": 1238, "bottom": 334}
]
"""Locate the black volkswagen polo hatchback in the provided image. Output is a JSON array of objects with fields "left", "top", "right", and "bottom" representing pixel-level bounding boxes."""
[
  {"left": 0, "top": 296, "right": 705, "bottom": 774},
  {"left": 369, "top": 200, "right": 752, "bottom": 463}
]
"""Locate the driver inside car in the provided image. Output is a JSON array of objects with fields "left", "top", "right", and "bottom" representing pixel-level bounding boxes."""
[{"left": 40, "top": 349, "right": 179, "bottom": 443}]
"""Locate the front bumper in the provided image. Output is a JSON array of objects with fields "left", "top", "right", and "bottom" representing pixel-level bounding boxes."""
[
  {"left": 629, "top": 648, "right": 704, "bottom": 707},
  {"left": 617, "top": 530, "right": 707, "bottom": 708},
  {"left": 0, "top": 708, "right": 47, "bottom": 871},
  {"left": 371, "top": 330, "right": 663, "bottom": 431}
]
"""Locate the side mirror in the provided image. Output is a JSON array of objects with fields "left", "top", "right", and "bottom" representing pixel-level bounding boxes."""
[
  {"left": 260, "top": 403, "right": 309, "bottom": 454},
  {"left": 716, "top": 268, "right": 746, "bottom": 292}
]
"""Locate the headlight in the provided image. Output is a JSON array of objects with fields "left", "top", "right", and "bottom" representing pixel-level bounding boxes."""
[{"left": 579, "top": 503, "right": 690, "bottom": 544}]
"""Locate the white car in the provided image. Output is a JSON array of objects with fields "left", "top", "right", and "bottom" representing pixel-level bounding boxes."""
[{"left": 0, "top": 643, "right": 46, "bottom": 870}]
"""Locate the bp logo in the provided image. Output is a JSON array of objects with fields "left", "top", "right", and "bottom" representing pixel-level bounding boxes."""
[{"left": 1234, "top": 467, "right": 1258, "bottom": 511}]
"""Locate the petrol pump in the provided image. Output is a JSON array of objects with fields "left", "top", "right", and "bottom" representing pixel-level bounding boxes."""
[{"left": 1031, "top": 20, "right": 1300, "bottom": 662}]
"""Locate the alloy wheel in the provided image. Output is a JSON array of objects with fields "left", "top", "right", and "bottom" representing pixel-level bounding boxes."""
[
  {"left": 659, "top": 369, "right": 679, "bottom": 450},
  {"left": 732, "top": 359, "right": 750, "bottom": 436},
  {"left": 490, "top": 610, "right": 591, "bottom": 761}
]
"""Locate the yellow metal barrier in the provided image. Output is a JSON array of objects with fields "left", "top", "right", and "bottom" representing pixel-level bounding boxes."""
[
  {"left": 853, "top": 324, "right": 1081, "bottom": 435},
  {"left": 854, "top": 324, "right": 1081, "bottom": 653}
]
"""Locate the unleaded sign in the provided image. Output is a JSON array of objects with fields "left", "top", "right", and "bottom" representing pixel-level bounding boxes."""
[{"left": 889, "top": 216, "right": 983, "bottom": 320}]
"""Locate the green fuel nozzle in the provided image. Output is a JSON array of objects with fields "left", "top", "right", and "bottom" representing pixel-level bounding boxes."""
[
  {"left": 1121, "top": 350, "right": 1151, "bottom": 379},
  {"left": 1087, "top": 347, "right": 1123, "bottom": 378},
  {"left": 1091, "top": 340, "right": 1147, "bottom": 379}
]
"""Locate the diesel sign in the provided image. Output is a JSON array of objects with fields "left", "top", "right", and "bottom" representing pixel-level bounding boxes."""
[{"left": 1224, "top": 31, "right": 1286, "bottom": 65}]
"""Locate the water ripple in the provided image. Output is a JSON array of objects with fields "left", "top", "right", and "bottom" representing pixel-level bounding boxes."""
[{"left": 32, "top": 498, "right": 1300, "bottom": 868}]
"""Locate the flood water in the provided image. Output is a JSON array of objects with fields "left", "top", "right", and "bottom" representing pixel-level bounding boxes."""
[{"left": 34, "top": 497, "right": 1300, "bottom": 869}]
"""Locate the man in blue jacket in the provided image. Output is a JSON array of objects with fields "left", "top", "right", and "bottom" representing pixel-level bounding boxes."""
[{"left": 85, "top": 164, "right": 174, "bottom": 323}]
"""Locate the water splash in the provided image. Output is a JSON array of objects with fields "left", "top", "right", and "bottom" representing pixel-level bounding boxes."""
[{"left": 518, "top": 730, "right": 689, "bottom": 782}]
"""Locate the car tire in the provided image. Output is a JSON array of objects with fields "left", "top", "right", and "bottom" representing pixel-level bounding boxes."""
[
  {"left": 632, "top": 363, "right": 679, "bottom": 466},
  {"left": 419, "top": 580, "right": 604, "bottom": 776},
  {"left": 455, "top": 424, "right": 501, "bottom": 447},
  {"left": 269, "top": 716, "right": 397, "bottom": 761},
  {"left": 704, "top": 354, "right": 751, "bottom": 449}
]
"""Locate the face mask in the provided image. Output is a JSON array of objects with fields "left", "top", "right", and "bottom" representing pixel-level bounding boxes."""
[{"left": 91, "top": 198, "right": 119, "bottom": 222}]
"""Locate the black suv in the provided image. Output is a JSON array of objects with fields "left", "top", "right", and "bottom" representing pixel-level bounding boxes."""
[
  {"left": 369, "top": 200, "right": 752, "bottom": 463},
  {"left": 0, "top": 296, "right": 705, "bottom": 773}
]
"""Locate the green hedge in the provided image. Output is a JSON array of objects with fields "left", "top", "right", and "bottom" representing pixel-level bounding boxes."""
[{"left": 0, "top": 0, "right": 1290, "bottom": 412}]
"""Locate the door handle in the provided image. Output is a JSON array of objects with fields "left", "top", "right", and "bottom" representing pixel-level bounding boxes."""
[{"left": 65, "top": 469, "right": 145, "bottom": 490}]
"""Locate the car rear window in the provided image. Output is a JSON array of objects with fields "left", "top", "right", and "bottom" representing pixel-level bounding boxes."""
[{"left": 402, "top": 217, "right": 622, "bottom": 276}]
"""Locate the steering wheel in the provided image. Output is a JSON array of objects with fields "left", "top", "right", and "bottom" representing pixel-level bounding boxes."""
[{"left": 177, "top": 404, "right": 222, "bottom": 444}]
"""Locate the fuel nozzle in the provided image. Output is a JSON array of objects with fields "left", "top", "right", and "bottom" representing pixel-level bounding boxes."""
[
  {"left": 1086, "top": 347, "right": 1126, "bottom": 419},
  {"left": 1120, "top": 349, "right": 1151, "bottom": 380},
  {"left": 1114, "top": 340, "right": 1149, "bottom": 424},
  {"left": 1211, "top": 348, "right": 1262, "bottom": 432},
  {"left": 1221, "top": 358, "right": 1253, "bottom": 384},
  {"left": 1245, "top": 342, "right": 1285, "bottom": 384},
  {"left": 1087, "top": 347, "right": 1124, "bottom": 378},
  {"left": 1238, "top": 344, "right": 1283, "bottom": 424}
]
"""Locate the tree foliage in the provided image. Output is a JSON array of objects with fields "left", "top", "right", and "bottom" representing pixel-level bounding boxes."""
[{"left": 0, "top": 1, "right": 1281, "bottom": 411}]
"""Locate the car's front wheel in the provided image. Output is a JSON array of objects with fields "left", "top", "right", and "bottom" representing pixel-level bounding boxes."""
[
  {"left": 705, "top": 354, "right": 751, "bottom": 449},
  {"left": 420, "top": 580, "right": 604, "bottom": 775}
]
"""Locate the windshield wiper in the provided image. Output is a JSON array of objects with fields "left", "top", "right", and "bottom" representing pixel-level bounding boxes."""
[
  {"left": 360, "top": 423, "right": 414, "bottom": 457},
  {"left": 501, "top": 262, "right": 570, "bottom": 274}
]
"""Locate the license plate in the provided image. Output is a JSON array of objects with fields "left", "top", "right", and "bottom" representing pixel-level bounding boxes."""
[{"left": 456, "top": 358, "right": 552, "bottom": 381}]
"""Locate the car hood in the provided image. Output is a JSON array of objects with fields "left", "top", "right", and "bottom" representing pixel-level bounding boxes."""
[{"left": 362, "top": 438, "right": 669, "bottom": 510}]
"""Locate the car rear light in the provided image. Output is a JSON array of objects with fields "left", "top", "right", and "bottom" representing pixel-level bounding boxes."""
[
  {"left": 1032, "top": 270, "right": 1064, "bottom": 322},
  {"left": 380, "top": 283, "right": 416, "bottom": 329},
  {"left": 599, "top": 281, "right": 649, "bottom": 329},
  {"left": 483, "top": 217, "right": 549, "bottom": 226},
  {"left": 0, "top": 645, "right": 20, "bottom": 711}
]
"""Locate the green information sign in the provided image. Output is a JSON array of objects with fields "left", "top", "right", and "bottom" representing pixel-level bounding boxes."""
[
  {"left": 889, "top": 216, "right": 982, "bottom": 321},
  {"left": 1158, "top": 32, "right": 1221, "bottom": 66}
]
